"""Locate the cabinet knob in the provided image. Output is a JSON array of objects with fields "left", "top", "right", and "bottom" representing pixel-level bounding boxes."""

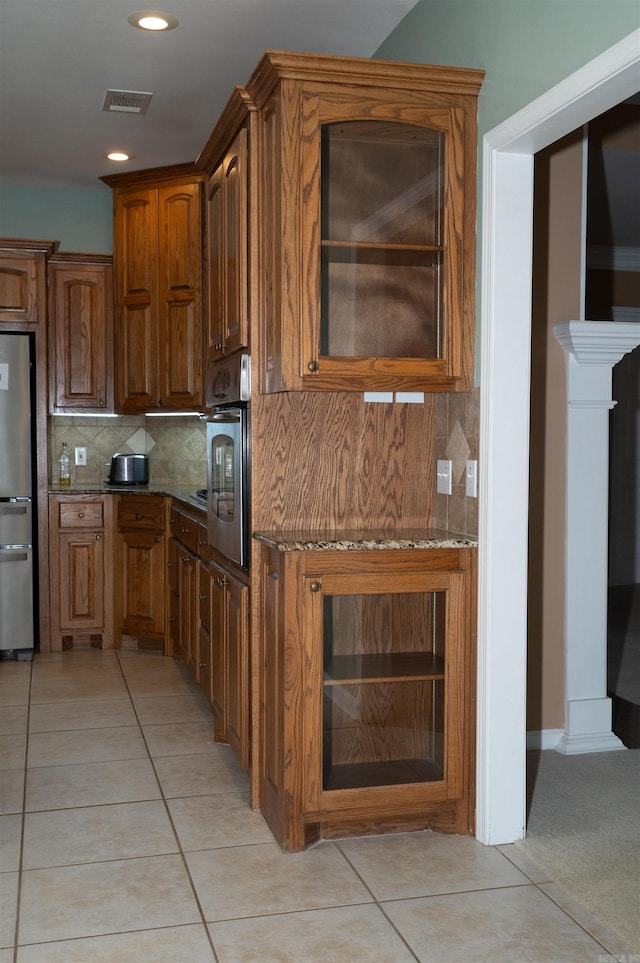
[
  {"left": 199, "top": 593, "right": 207, "bottom": 600},
  {"left": 199, "top": 661, "right": 207, "bottom": 669},
  {"left": 307, "top": 360, "right": 319, "bottom": 372},
  {"left": 182, "top": 555, "right": 189, "bottom": 562},
  {"left": 169, "top": 616, "right": 177, "bottom": 623},
  {"left": 78, "top": 512, "right": 84, "bottom": 518},
  {"left": 135, "top": 514, "right": 143, "bottom": 520},
  {"left": 99, "top": 399, "right": 105, "bottom": 407},
  {"left": 95, "top": 534, "right": 101, "bottom": 541},
  {"left": 310, "top": 581, "right": 321, "bottom": 592}
]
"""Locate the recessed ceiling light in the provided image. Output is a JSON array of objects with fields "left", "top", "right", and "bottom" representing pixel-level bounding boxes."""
[
  {"left": 128, "top": 10, "right": 179, "bottom": 31},
  {"left": 105, "top": 151, "right": 134, "bottom": 163}
]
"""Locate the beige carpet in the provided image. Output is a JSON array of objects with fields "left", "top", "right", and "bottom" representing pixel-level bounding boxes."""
[{"left": 515, "top": 749, "right": 640, "bottom": 952}]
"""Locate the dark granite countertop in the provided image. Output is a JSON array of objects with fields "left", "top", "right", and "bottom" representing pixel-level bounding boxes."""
[
  {"left": 253, "top": 529, "right": 478, "bottom": 551},
  {"left": 47, "top": 484, "right": 208, "bottom": 513}
]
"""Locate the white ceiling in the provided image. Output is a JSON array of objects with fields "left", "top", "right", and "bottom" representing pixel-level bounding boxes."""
[{"left": 0, "top": 0, "right": 419, "bottom": 192}]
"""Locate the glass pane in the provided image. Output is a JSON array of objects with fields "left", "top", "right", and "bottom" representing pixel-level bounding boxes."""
[
  {"left": 320, "top": 121, "right": 444, "bottom": 360},
  {"left": 211, "top": 431, "right": 235, "bottom": 522},
  {"left": 322, "top": 591, "right": 446, "bottom": 792}
]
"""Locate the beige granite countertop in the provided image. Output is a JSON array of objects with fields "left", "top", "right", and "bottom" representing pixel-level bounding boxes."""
[{"left": 253, "top": 529, "right": 478, "bottom": 551}]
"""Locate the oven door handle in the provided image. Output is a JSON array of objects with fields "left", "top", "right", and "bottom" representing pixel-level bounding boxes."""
[{"left": 200, "top": 412, "right": 241, "bottom": 423}]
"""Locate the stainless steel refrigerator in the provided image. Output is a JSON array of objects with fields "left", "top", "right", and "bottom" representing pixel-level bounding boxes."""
[{"left": 0, "top": 332, "right": 36, "bottom": 660}]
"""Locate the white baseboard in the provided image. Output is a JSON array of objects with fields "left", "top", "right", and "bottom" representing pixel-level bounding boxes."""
[{"left": 526, "top": 729, "right": 564, "bottom": 751}]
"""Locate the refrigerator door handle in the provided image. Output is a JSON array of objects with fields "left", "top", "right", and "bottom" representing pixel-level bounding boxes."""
[{"left": 0, "top": 550, "right": 29, "bottom": 562}]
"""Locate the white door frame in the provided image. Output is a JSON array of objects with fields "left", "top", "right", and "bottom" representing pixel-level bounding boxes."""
[{"left": 476, "top": 29, "right": 640, "bottom": 845}]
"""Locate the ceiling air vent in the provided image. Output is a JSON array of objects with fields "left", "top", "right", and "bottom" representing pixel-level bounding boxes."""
[{"left": 102, "top": 89, "right": 153, "bottom": 114}]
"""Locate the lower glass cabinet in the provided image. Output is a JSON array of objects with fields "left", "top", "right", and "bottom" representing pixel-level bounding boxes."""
[{"left": 257, "top": 542, "right": 477, "bottom": 852}]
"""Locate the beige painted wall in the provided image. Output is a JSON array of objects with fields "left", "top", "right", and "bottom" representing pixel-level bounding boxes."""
[{"left": 527, "top": 129, "right": 585, "bottom": 732}]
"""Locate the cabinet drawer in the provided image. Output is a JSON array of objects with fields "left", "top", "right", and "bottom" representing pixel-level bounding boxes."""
[
  {"left": 117, "top": 496, "right": 165, "bottom": 533},
  {"left": 171, "top": 509, "right": 198, "bottom": 554},
  {"left": 58, "top": 501, "right": 104, "bottom": 529}
]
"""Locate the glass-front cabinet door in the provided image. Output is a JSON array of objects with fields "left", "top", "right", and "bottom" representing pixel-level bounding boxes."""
[
  {"left": 303, "top": 569, "right": 465, "bottom": 812},
  {"left": 300, "top": 91, "right": 470, "bottom": 391}
]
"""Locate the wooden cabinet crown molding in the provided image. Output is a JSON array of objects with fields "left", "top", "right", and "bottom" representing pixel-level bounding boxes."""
[
  {"left": 48, "top": 252, "right": 112, "bottom": 266},
  {"left": 196, "top": 86, "right": 255, "bottom": 174},
  {"left": 0, "top": 238, "right": 58, "bottom": 258},
  {"left": 246, "top": 50, "right": 485, "bottom": 107},
  {"left": 100, "top": 161, "right": 204, "bottom": 191}
]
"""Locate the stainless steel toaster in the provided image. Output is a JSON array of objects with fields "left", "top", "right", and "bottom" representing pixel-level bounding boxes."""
[{"left": 108, "top": 453, "right": 148, "bottom": 485}]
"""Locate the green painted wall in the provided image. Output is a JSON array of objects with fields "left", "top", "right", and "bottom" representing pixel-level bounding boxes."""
[
  {"left": 0, "top": 188, "right": 112, "bottom": 253},
  {"left": 377, "top": 0, "right": 639, "bottom": 139},
  {"left": 1, "top": 4, "right": 637, "bottom": 252}
]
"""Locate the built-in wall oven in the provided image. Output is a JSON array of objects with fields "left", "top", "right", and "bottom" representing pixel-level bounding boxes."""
[{"left": 203, "top": 355, "right": 250, "bottom": 569}]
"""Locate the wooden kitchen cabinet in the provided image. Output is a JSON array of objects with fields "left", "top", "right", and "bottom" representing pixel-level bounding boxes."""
[
  {"left": 48, "top": 494, "right": 114, "bottom": 650},
  {"left": 169, "top": 503, "right": 200, "bottom": 668},
  {"left": 258, "top": 540, "right": 477, "bottom": 851},
  {"left": 211, "top": 560, "right": 250, "bottom": 770},
  {"left": 115, "top": 495, "right": 167, "bottom": 644},
  {"left": 0, "top": 241, "right": 54, "bottom": 325},
  {"left": 102, "top": 165, "right": 205, "bottom": 413},
  {"left": 169, "top": 500, "right": 249, "bottom": 769},
  {"left": 47, "top": 253, "right": 114, "bottom": 412},
  {"left": 246, "top": 53, "right": 483, "bottom": 393},
  {"left": 197, "top": 560, "right": 214, "bottom": 703},
  {"left": 197, "top": 88, "right": 253, "bottom": 365}
]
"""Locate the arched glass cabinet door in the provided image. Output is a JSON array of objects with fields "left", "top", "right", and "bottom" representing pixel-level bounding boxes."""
[
  {"left": 300, "top": 103, "right": 469, "bottom": 391},
  {"left": 320, "top": 120, "right": 444, "bottom": 362}
]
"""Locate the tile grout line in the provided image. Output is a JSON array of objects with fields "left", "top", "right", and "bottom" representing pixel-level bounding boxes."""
[
  {"left": 497, "top": 844, "right": 620, "bottom": 954},
  {"left": 13, "top": 658, "right": 33, "bottom": 963},
  {"left": 114, "top": 649, "right": 221, "bottom": 963},
  {"left": 333, "top": 841, "right": 422, "bottom": 962}
]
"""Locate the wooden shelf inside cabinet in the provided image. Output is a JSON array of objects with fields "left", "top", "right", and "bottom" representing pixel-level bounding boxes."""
[
  {"left": 321, "top": 241, "right": 442, "bottom": 268},
  {"left": 323, "top": 652, "right": 445, "bottom": 686},
  {"left": 324, "top": 757, "right": 443, "bottom": 791}
]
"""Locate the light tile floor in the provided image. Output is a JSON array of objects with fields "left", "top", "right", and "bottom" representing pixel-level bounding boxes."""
[{"left": 0, "top": 647, "right": 631, "bottom": 962}]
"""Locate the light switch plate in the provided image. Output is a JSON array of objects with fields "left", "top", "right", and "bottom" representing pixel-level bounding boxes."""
[
  {"left": 436, "top": 459, "right": 452, "bottom": 495},
  {"left": 75, "top": 447, "right": 87, "bottom": 467},
  {"left": 466, "top": 459, "right": 478, "bottom": 498}
]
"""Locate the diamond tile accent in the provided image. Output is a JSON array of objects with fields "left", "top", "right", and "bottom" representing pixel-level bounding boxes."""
[
  {"left": 126, "top": 428, "right": 155, "bottom": 454},
  {"left": 445, "top": 420, "right": 470, "bottom": 486}
]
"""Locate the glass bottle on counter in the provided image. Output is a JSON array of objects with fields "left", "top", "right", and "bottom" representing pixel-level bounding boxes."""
[{"left": 58, "top": 442, "right": 71, "bottom": 487}]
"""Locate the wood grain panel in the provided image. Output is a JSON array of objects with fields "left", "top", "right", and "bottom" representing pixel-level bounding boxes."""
[{"left": 251, "top": 390, "right": 434, "bottom": 532}]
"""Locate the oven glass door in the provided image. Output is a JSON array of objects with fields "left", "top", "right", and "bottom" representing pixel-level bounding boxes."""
[{"left": 206, "top": 408, "right": 247, "bottom": 568}]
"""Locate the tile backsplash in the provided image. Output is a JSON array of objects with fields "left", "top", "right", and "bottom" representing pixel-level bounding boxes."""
[
  {"left": 48, "top": 415, "right": 207, "bottom": 488},
  {"left": 434, "top": 388, "right": 479, "bottom": 538}
]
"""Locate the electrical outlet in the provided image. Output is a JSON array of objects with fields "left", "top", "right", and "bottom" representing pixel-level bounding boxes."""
[
  {"left": 466, "top": 459, "right": 478, "bottom": 498},
  {"left": 436, "top": 459, "right": 452, "bottom": 495},
  {"left": 75, "top": 447, "right": 87, "bottom": 467}
]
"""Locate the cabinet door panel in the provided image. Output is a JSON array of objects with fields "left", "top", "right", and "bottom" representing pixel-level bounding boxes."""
[
  {"left": 205, "top": 167, "right": 224, "bottom": 363},
  {"left": 204, "top": 125, "right": 249, "bottom": 364},
  {"left": 49, "top": 262, "right": 113, "bottom": 411},
  {"left": 115, "top": 191, "right": 157, "bottom": 301},
  {"left": 210, "top": 568, "right": 227, "bottom": 739},
  {"left": 157, "top": 183, "right": 202, "bottom": 409},
  {"left": 222, "top": 128, "right": 248, "bottom": 354},
  {"left": 0, "top": 256, "right": 41, "bottom": 323},
  {"left": 116, "top": 302, "right": 156, "bottom": 412},
  {"left": 159, "top": 300, "right": 200, "bottom": 406},
  {"left": 226, "top": 573, "right": 249, "bottom": 770},
  {"left": 58, "top": 531, "right": 104, "bottom": 630},
  {"left": 118, "top": 532, "right": 165, "bottom": 639}
]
